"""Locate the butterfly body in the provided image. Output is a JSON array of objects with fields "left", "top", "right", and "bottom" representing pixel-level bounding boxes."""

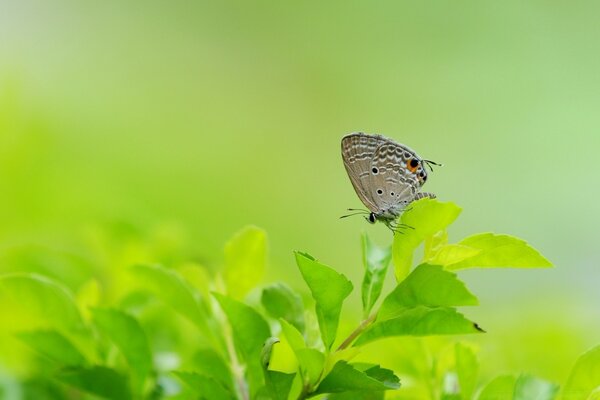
[{"left": 341, "top": 132, "right": 436, "bottom": 227}]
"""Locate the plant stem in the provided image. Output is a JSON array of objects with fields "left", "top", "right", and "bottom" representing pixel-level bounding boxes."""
[
  {"left": 336, "top": 314, "right": 376, "bottom": 351},
  {"left": 224, "top": 328, "right": 249, "bottom": 400}
]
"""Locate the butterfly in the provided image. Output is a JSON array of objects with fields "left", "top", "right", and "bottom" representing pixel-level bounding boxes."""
[{"left": 341, "top": 132, "right": 439, "bottom": 231}]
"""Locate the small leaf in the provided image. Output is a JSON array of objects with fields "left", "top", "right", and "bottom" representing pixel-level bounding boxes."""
[
  {"left": 262, "top": 283, "right": 305, "bottom": 333},
  {"left": 213, "top": 293, "right": 270, "bottom": 396},
  {"left": 175, "top": 371, "right": 233, "bottom": 400},
  {"left": 455, "top": 342, "right": 478, "bottom": 400},
  {"left": 514, "top": 374, "right": 558, "bottom": 400},
  {"left": 262, "top": 371, "right": 296, "bottom": 400},
  {"left": 378, "top": 264, "right": 478, "bottom": 321},
  {"left": 315, "top": 361, "right": 400, "bottom": 395},
  {"left": 224, "top": 226, "right": 267, "bottom": 299},
  {"left": 562, "top": 345, "right": 600, "bottom": 400},
  {"left": 91, "top": 308, "right": 153, "bottom": 388},
  {"left": 0, "top": 273, "right": 84, "bottom": 332},
  {"left": 57, "top": 365, "right": 132, "bottom": 400},
  {"left": 446, "top": 233, "right": 552, "bottom": 270},
  {"left": 17, "top": 330, "right": 86, "bottom": 366},
  {"left": 361, "top": 233, "right": 392, "bottom": 317},
  {"left": 478, "top": 375, "right": 516, "bottom": 400},
  {"left": 355, "top": 306, "right": 483, "bottom": 346},
  {"left": 393, "top": 199, "right": 462, "bottom": 282},
  {"left": 129, "top": 264, "right": 209, "bottom": 331},
  {"left": 295, "top": 251, "right": 353, "bottom": 349}
]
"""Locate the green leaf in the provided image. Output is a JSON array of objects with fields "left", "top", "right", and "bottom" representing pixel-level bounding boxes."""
[
  {"left": 17, "top": 330, "right": 86, "bottom": 366},
  {"left": 295, "top": 251, "right": 353, "bottom": 349},
  {"left": 213, "top": 293, "right": 270, "bottom": 395},
  {"left": 355, "top": 306, "right": 483, "bottom": 346},
  {"left": 378, "top": 264, "right": 478, "bottom": 321},
  {"left": 426, "top": 244, "right": 482, "bottom": 266},
  {"left": 191, "top": 348, "right": 233, "bottom": 389},
  {"left": 279, "top": 319, "right": 306, "bottom": 352},
  {"left": 129, "top": 264, "right": 209, "bottom": 331},
  {"left": 296, "top": 348, "right": 325, "bottom": 385},
  {"left": 393, "top": 199, "right": 462, "bottom": 281},
  {"left": 57, "top": 365, "right": 132, "bottom": 400},
  {"left": 514, "top": 374, "right": 558, "bottom": 400},
  {"left": 455, "top": 342, "right": 478, "bottom": 400},
  {"left": 0, "top": 274, "right": 84, "bottom": 332},
  {"left": 361, "top": 233, "right": 392, "bottom": 317},
  {"left": 175, "top": 371, "right": 233, "bottom": 400},
  {"left": 224, "top": 226, "right": 267, "bottom": 299},
  {"left": 262, "top": 371, "right": 296, "bottom": 400},
  {"left": 91, "top": 308, "right": 153, "bottom": 388},
  {"left": 445, "top": 233, "right": 552, "bottom": 270},
  {"left": 262, "top": 283, "right": 305, "bottom": 333},
  {"left": 562, "top": 345, "right": 600, "bottom": 400},
  {"left": 478, "top": 375, "right": 516, "bottom": 400},
  {"left": 315, "top": 361, "right": 400, "bottom": 395}
]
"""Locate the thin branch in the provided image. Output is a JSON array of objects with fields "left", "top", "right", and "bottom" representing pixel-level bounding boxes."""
[{"left": 336, "top": 314, "right": 376, "bottom": 351}]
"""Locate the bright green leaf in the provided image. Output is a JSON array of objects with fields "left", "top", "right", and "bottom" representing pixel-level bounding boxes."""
[
  {"left": 91, "top": 308, "right": 153, "bottom": 388},
  {"left": 424, "top": 230, "right": 449, "bottom": 260},
  {"left": 224, "top": 226, "right": 267, "bottom": 299},
  {"left": 446, "top": 233, "right": 552, "bottom": 270},
  {"left": 17, "top": 330, "right": 86, "bottom": 366},
  {"left": 514, "top": 374, "right": 558, "bottom": 400},
  {"left": 361, "top": 233, "right": 392, "bottom": 317},
  {"left": 562, "top": 345, "right": 600, "bottom": 400},
  {"left": 393, "top": 199, "right": 462, "bottom": 281},
  {"left": 455, "top": 342, "right": 479, "bottom": 400},
  {"left": 57, "top": 366, "right": 131, "bottom": 400},
  {"left": 213, "top": 293, "right": 270, "bottom": 396},
  {"left": 175, "top": 371, "right": 233, "bottom": 400},
  {"left": 0, "top": 273, "right": 84, "bottom": 332},
  {"left": 355, "top": 306, "right": 483, "bottom": 346},
  {"left": 262, "top": 283, "right": 305, "bottom": 333},
  {"left": 426, "top": 244, "right": 482, "bottom": 267},
  {"left": 129, "top": 264, "right": 209, "bottom": 331},
  {"left": 295, "top": 252, "right": 353, "bottom": 349},
  {"left": 378, "top": 264, "right": 478, "bottom": 321},
  {"left": 315, "top": 361, "right": 400, "bottom": 395}
]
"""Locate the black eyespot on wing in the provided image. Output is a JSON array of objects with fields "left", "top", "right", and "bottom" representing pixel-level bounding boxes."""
[
  {"left": 372, "top": 167, "right": 378, "bottom": 174},
  {"left": 377, "top": 189, "right": 383, "bottom": 195},
  {"left": 410, "top": 159, "right": 419, "bottom": 168}
]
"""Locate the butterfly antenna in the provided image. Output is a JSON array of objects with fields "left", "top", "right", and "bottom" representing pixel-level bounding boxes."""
[
  {"left": 424, "top": 159, "right": 443, "bottom": 172},
  {"left": 340, "top": 211, "right": 369, "bottom": 219}
]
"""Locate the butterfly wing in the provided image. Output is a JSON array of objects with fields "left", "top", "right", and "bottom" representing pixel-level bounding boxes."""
[{"left": 341, "top": 133, "right": 386, "bottom": 212}]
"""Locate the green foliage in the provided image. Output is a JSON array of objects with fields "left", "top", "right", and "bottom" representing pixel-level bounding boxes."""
[
  {"left": 91, "top": 308, "right": 153, "bottom": 390},
  {"left": 393, "top": 199, "right": 461, "bottom": 281},
  {"left": 361, "top": 233, "right": 392, "bottom": 318},
  {"left": 295, "top": 251, "right": 353, "bottom": 349},
  {"left": 562, "top": 345, "right": 600, "bottom": 400},
  {"left": 0, "top": 200, "right": 594, "bottom": 400},
  {"left": 16, "top": 330, "right": 86, "bottom": 366},
  {"left": 261, "top": 283, "right": 305, "bottom": 333}
]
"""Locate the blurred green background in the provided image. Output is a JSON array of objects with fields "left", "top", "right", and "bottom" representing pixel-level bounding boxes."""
[{"left": 1, "top": 0, "right": 599, "bottom": 386}]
